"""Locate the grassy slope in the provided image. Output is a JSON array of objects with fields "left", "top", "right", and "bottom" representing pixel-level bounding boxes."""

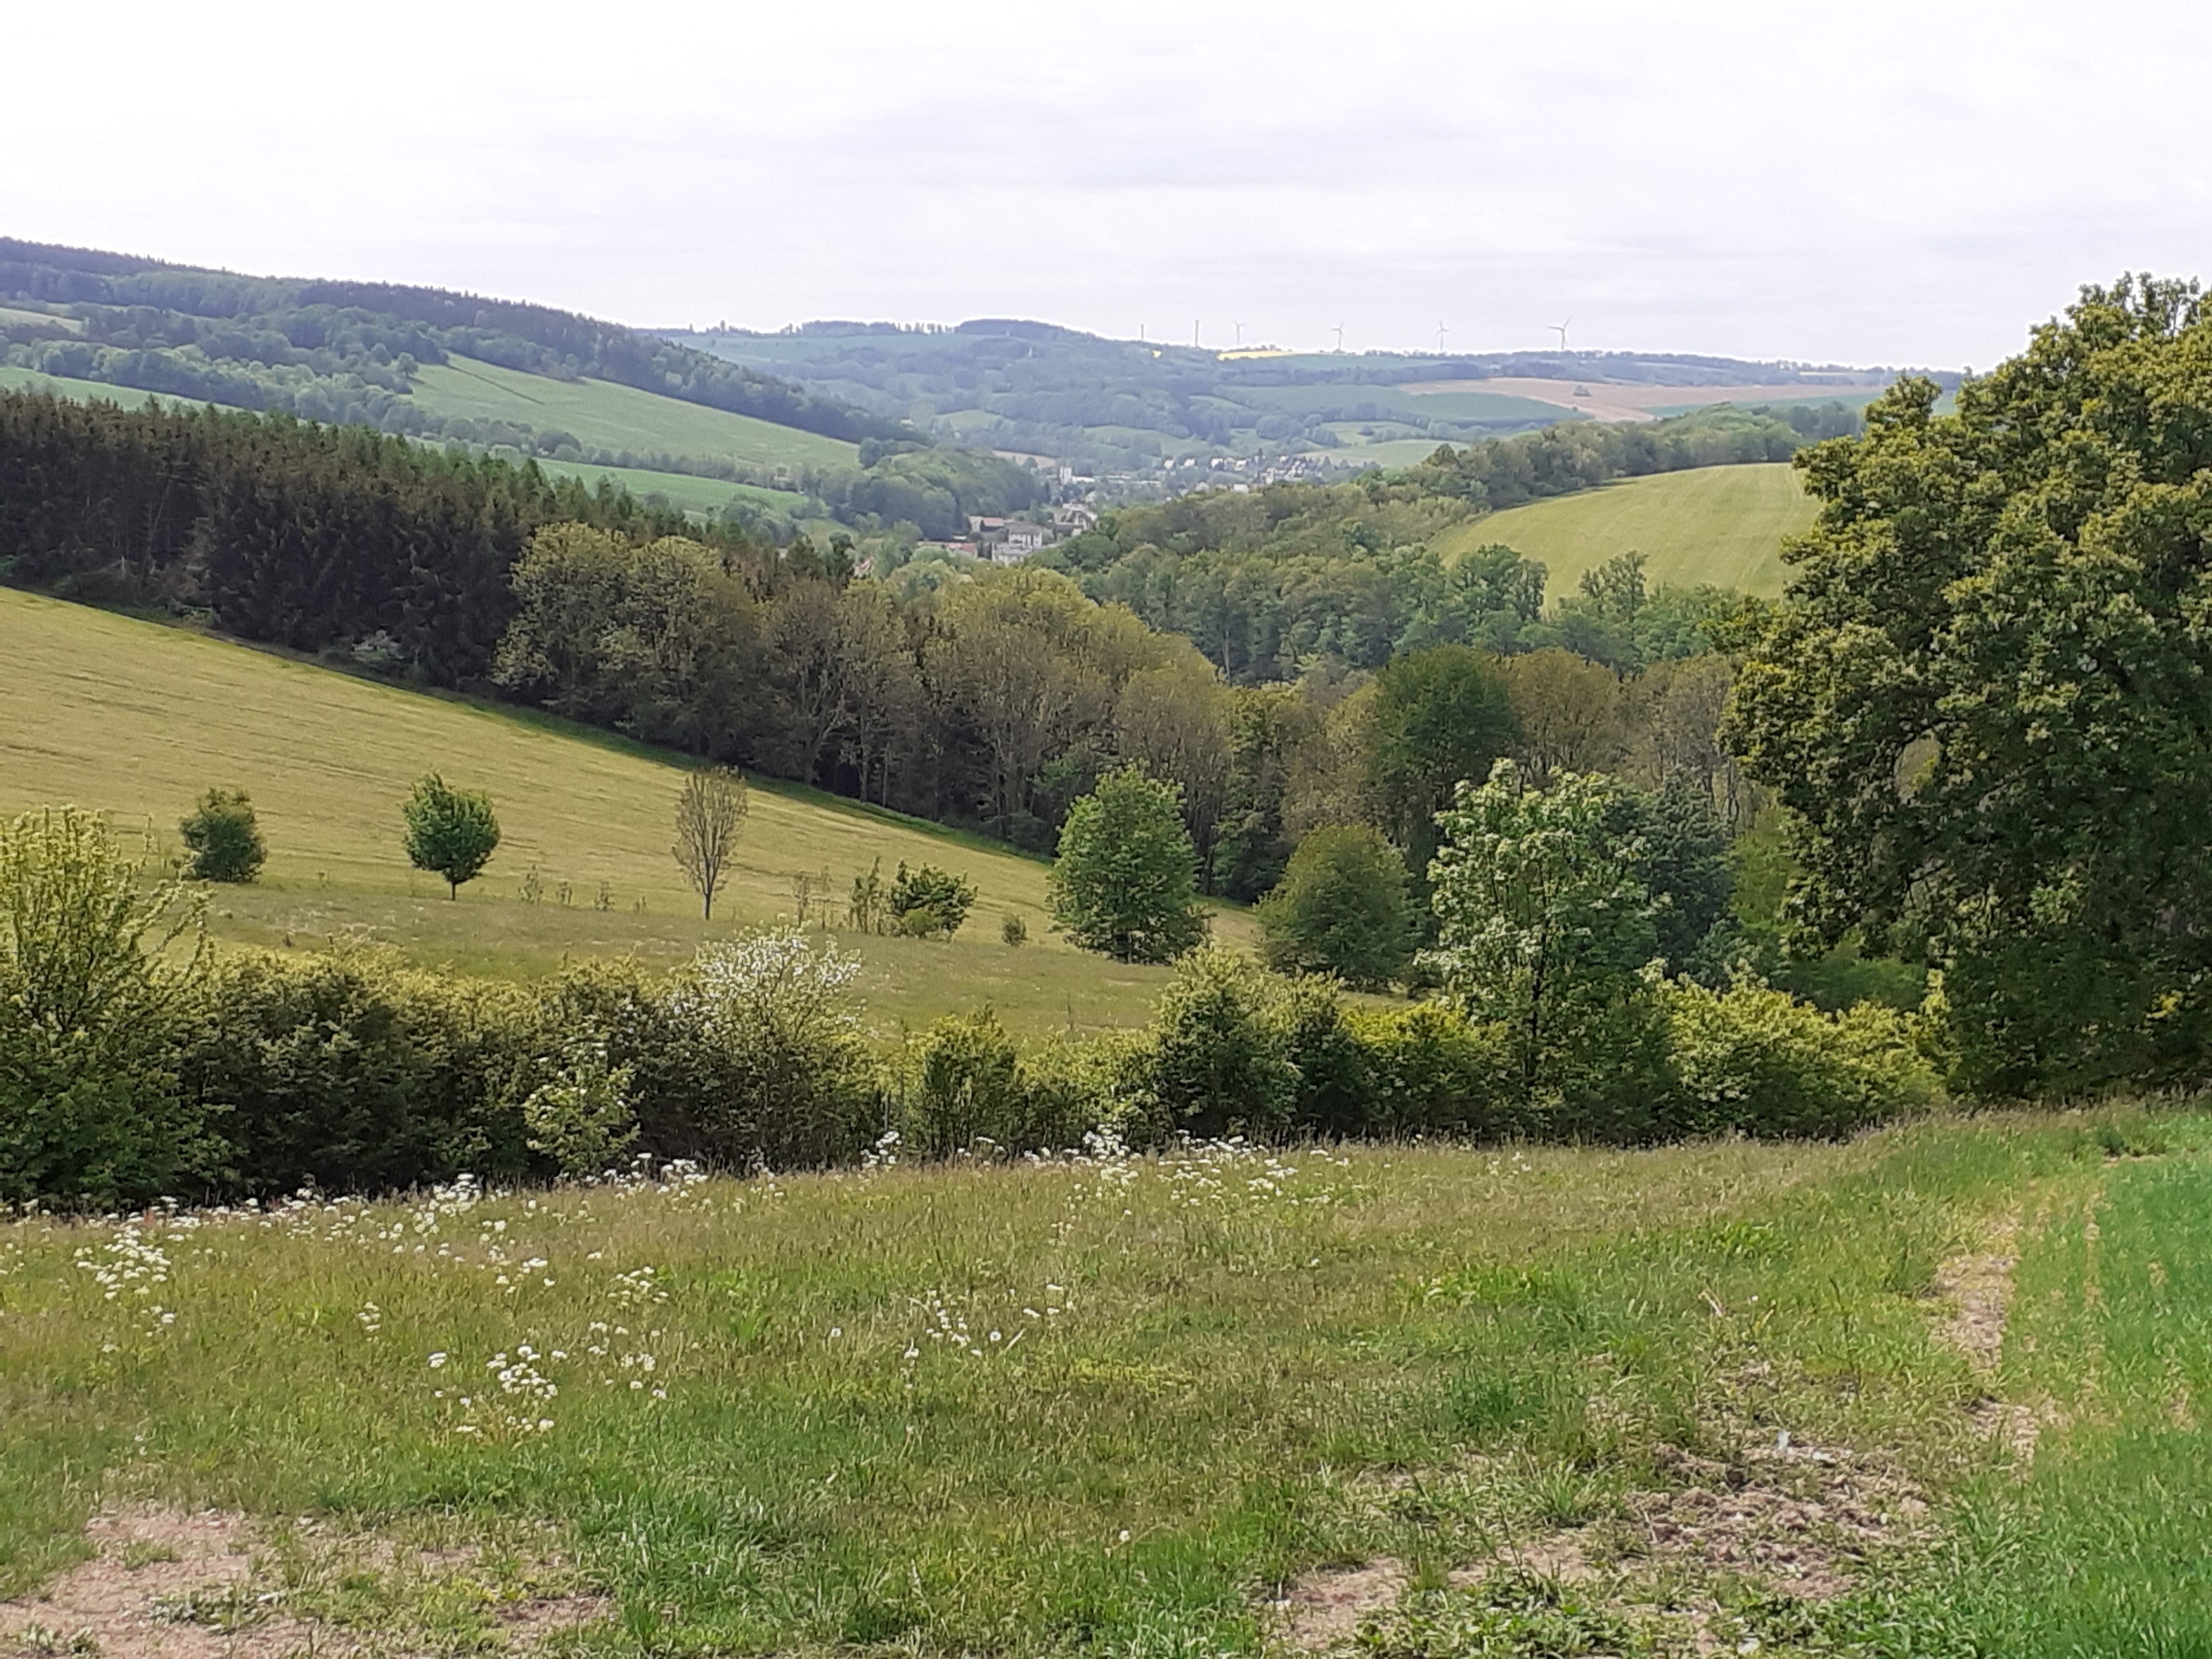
[
  {"left": 0, "top": 367, "right": 824, "bottom": 517},
  {"left": 410, "top": 356, "right": 860, "bottom": 472},
  {"left": 528, "top": 455, "right": 813, "bottom": 517},
  {"left": 2, "top": 1110, "right": 2203, "bottom": 1655},
  {"left": 1436, "top": 461, "right": 1816, "bottom": 598},
  {"left": 0, "top": 588, "right": 1250, "bottom": 1030},
  {"left": 0, "top": 364, "right": 221, "bottom": 414}
]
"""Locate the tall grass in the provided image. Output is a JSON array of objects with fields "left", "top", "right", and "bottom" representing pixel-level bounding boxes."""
[{"left": 6, "top": 1114, "right": 2195, "bottom": 1653}]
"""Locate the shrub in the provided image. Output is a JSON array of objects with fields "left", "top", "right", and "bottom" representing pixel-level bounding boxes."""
[
  {"left": 1049, "top": 766, "right": 1208, "bottom": 963},
  {"left": 180, "top": 947, "right": 541, "bottom": 1195},
  {"left": 898, "top": 1010, "right": 1028, "bottom": 1159},
  {"left": 520, "top": 1040, "right": 638, "bottom": 1177},
  {"left": 179, "top": 788, "right": 267, "bottom": 884},
  {"left": 1428, "top": 761, "right": 1660, "bottom": 1102},
  {"left": 1143, "top": 947, "right": 1297, "bottom": 1139},
  {"left": 1345, "top": 1002, "right": 1522, "bottom": 1140},
  {"left": 1001, "top": 914, "right": 1028, "bottom": 946},
  {"left": 1257, "top": 825, "right": 1413, "bottom": 988},
  {"left": 888, "top": 862, "right": 976, "bottom": 939},
  {"left": 0, "top": 807, "right": 214, "bottom": 1206},
  {"left": 401, "top": 773, "right": 500, "bottom": 899},
  {"left": 656, "top": 932, "right": 879, "bottom": 1168},
  {"left": 1019, "top": 1031, "right": 1152, "bottom": 1150},
  {"left": 1655, "top": 971, "right": 1938, "bottom": 1138}
]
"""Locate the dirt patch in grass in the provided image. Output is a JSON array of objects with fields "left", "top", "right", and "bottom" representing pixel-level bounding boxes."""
[
  {"left": 1272, "top": 1558, "right": 1407, "bottom": 1650},
  {"left": 0, "top": 1508, "right": 318, "bottom": 1659},
  {"left": 1468, "top": 1439, "right": 1930, "bottom": 1612},
  {"left": 1933, "top": 1215, "right": 2020, "bottom": 1370},
  {"left": 0, "top": 1506, "right": 609, "bottom": 1658}
]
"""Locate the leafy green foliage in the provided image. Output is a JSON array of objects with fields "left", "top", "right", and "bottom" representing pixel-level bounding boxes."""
[
  {"left": 1256, "top": 825, "right": 1413, "bottom": 988},
  {"left": 1728, "top": 276, "right": 2212, "bottom": 1095},
  {"left": 0, "top": 806, "right": 211, "bottom": 1205},
  {"left": 1369, "top": 645, "right": 1520, "bottom": 882},
  {"left": 401, "top": 774, "right": 500, "bottom": 898},
  {"left": 1655, "top": 970, "right": 1937, "bottom": 1138},
  {"left": 888, "top": 862, "right": 976, "bottom": 939},
  {"left": 1048, "top": 766, "right": 1208, "bottom": 963},
  {"left": 1428, "top": 761, "right": 1662, "bottom": 1096},
  {"left": 178, "top": 787, "right": 266, "bottom": 884},
  {"left": 1142, "top": 947, "right": 1301, "bottom": 1140}
]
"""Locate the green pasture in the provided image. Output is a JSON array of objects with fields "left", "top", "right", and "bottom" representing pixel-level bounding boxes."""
[
  {"left": 0, "top": 364, "right": 221, "bottom": 415},
  {"left": 527, "top": 457, "right": 814, "bottom": 518},
  {"left": 3, "top": 1108, "right": 2207, "bottom": 1654},
  {"left": 409, "top": 356, "right": 860, "bottom": 473},
  {"left": 0, "top": 589, "right": 1253, "bottom": 1032},
  {"left": 1438, "top": 461, "right": 1815, "bottom": 598}
]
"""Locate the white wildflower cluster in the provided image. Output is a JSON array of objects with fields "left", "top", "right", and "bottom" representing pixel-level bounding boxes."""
[
  {"left": 905, "top": 1279, "right": 1073, "bottom": 1372},
  {"left": 73, "top": 1224, "right": 181, "bottom": 1344},
  {"left": 608, "top": 1266, "right": 669, "bottom": 1310},
  {"left": 1057, "top": 1127, "right": 1140, "bottom": 1210},
  {"left": 73, "top": 1224, "right": 170, "bottom": 1301},
  {"left": 446, "top": 1343, "right": 561, "bottom": 1437},
  {"left": 861, "top": 1129, "right": 902, "bottom": 1172},
  {"left": 583, "top": 1320, "right": 667, "bottom": 1398},
  {"left": 356, "top": 1302, "right": 383, "bottom": 1335}
]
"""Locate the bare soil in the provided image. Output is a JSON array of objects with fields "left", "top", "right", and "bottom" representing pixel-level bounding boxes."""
[{"left": 0, "top": 1506, "right": 609, "bottom": 1658}]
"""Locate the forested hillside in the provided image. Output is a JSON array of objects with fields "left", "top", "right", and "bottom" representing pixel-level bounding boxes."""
[
  {"left": 0, "top": 237, "right": 905, "bottom": 445},
  {"left": 687, "top": 317, "right": 1893, "bottom": 475}
]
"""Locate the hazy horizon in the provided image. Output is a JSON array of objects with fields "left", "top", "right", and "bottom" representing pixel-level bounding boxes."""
[{"left": 10, "top": 0, "right": 2208, "bottom": 373}]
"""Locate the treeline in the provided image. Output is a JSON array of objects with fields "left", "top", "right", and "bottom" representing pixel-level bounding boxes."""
[
  {"left": 0, "top": 809, "right": 1933, "bottom": 1209},
  {"left": 1048, "top": 473, "right": 1751, "bottom": 682},
  {"left": 0, "top": 236, "right": 909, "bottom": 445},
  {"left": 0, "top": 391, "right": 1757, "bottom": 889},
  {"left": 0, "top": 392, "right": 728, "bottom": 682}
]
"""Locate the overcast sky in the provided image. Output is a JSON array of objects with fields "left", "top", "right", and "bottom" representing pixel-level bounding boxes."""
[{"left": 9, "top": 0, "right": 2207, "bottom": 369}]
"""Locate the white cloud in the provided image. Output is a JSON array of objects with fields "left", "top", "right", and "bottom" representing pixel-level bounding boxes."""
[{"left": 6, "top": 0, "right": 2207, "bottom": 365}]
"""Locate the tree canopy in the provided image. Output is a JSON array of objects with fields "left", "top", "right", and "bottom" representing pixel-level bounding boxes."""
[
  {"left": 1048, "top": 766, "right": 1208, "bottom": 963},
  {"left": 1728, "top": 276, "right": 2212, "bottom": 1094}
]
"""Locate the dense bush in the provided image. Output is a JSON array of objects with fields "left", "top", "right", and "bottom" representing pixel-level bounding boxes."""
[
  {"left": 1654, "top": 970, "right": 1937, "bottom": 1138},
  {"left": 179, "top": 788, "right": 267, "bottom": 884},
  {"left": 180, "top": 947, "right": 541, "bottom": 1194},
  {"left": 0, "top": 808, "right": 215, "bottom": 1205},
  {"left": 889, "top": 862, "right": 977, "bottom": 939},
  {"left": 0, "top": 806, "right": 1940, "bottom": 1207},
  {"left": 1256, "top": 825, "right": 1413, "bottom": 988}
]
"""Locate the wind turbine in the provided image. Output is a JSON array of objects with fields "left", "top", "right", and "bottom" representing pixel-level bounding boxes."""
[
  {"left": 1233, "top": 320, "right": 1245, "bottom": 348},
  {"left": 1436, "top": 320, "right": 1448, "bottom": 354},
  {"left": 1551, "top": 317, "right": 1572, "bottom": 352},
  {"left": 1332, "top": 322, "right": 1346, "bottom": 353},
  {"left": 1193, "top": 319, "right": 1201, "bottom": 348}
]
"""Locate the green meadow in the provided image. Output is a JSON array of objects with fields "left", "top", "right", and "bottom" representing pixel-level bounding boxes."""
[
  {"left": 0, "top": 589, "right": 1254, "bottom": 1033},
  {"left": 410, "top": 357, "right": 861, "bottom": 473},
  {"left": 527, "top": 457, "right": 816, "bottom": 519},
  {"left": 4, "top": 1108, "right": 2208, "bottom": 1655},
  {"left": 1438, "top": 461, "right": 1817, "bottom": 598}
]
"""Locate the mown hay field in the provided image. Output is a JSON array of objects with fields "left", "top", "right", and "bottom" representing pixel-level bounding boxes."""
[
  {"left": 1437, "top": 462, "right": 1817, "bottom": 598},
  {"left": 0, "top": 589, "right": 1253, "bottom": 1031},
  {"left": 409, "top": 356, "right": 860, "bottom": 473},
  {"left": 3, "top": 1109, "right": 2207, "bottom": 1656}
]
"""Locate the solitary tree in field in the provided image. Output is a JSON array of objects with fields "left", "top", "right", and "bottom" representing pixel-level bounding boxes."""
[
  {"left": 673, "top": 768, "right": 749, "bottom": 920},
  {"left": 179, "top": 788, "right": 267, "bottom": 884},
  {"left": 401, "top": 774, "right": 500, "bottom": 899},
  {"left": 1049, "top": 766, "right": 1208, "bottom": 963}
]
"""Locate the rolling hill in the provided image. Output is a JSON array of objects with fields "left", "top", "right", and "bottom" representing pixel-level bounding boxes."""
[
  {"left": 0, "top": 588, "right": 1251, "bottom": 1031},
  {"left": 1436, "top": 461, "right": 1817, "bottom": 598},
  {"left": 408, "top": 355, "right": 858, "bottom": 472}
]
